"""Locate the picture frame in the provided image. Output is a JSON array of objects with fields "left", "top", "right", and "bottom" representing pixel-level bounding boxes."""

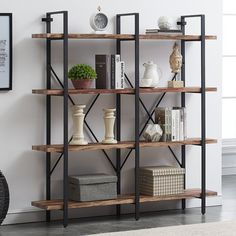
[{"left": 0, "top": 13, "right": 12, "bottom": 90}]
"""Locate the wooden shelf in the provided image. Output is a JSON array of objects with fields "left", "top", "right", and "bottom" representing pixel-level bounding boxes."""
[
  {"left": 32, "top": 87, "right": 217, "bottom": 96},
  {"left": 31, "top": 188, "right": 217, "bottom": 210},
  {"left": 32, "top": 33, "right": 217, "bottom": 41},
  {"left": 32, "top": 138, "right": 217, "bottom": 153}
]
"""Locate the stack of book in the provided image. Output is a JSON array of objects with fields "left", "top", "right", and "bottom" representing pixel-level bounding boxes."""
[
  {"left": 95, "top": 54, "right": 125, "bottom": 89},
  {"left": 155, "top": 107, "right": 186, "bottom": 142},
  {"left": 145, "top": 29, "right": 182, "bottom": 34}
]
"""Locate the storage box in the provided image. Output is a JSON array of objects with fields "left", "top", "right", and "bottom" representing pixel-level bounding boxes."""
[
  {"left": 69, "top": 174, "right": 117, "bottom": 202},
  {"left": 140, "top": 166, "right": 185, "bottom": 196}
]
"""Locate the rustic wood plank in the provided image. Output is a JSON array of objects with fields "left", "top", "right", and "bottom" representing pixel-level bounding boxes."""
[
  {"left": 32, "top": 33, "right": 217, "bottom": 41},
  {"left": 32, "top": 138, "right": 217, "bottom": 153},
  {"left": 32, "top": 87, "right": 217, "bottom": 96},
  {"left": 31, "top": 189, "right": 217, "bottom": 210}
]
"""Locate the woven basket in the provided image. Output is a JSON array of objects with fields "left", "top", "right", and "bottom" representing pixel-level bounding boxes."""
[{"left": 0, "top": 171, "right": 9, "bottom": 225}]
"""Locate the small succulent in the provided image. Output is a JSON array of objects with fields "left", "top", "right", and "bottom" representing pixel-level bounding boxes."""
[{"left": 68, "top": 64, "right": 97, "bottom": 80}]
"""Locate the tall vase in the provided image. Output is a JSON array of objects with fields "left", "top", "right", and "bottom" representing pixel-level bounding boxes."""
[
  {"left": 71, "top": 105, "right": 88, "bottom": 145},
  {"left": 102, "top": 108, "right": 117, "bottom": 144}
]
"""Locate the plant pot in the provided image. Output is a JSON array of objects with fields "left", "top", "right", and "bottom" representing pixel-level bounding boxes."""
[{"left": 71, "top": 79, "right": 94, "bottom": 89}]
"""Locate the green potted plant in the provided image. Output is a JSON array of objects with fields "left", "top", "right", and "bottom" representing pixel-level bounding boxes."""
[{"left": 68, "top": 64, "right": 97, "bottom": 89}]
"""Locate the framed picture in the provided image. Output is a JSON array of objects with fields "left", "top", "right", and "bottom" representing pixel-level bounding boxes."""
[{"left": 0, "top": 13, "right": 12, "bottom": 90}]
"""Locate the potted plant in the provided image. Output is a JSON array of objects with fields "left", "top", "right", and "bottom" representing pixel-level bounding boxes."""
[{"left": 68, "top": 64, "right": 97, "bottom": 89}]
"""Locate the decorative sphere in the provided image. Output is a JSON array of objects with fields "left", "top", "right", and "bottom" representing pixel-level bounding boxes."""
[{"left": 158, "top": 16, "right": 173, "bottom": 30}]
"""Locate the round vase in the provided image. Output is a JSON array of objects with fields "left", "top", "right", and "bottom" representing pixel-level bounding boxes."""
[
  {"left": 71, "top": 79, "right": 94, "bottom": 89},
  {"left": 71, "top": 105, "right": 88, "bottom": 145},
  {"left": 102, "top": 108, "right": 117, "bottom": 144}
]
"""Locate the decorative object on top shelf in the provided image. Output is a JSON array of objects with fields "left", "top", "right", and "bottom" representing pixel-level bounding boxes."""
[
  {"left": 71, "top": 105, "right": 88, "bottom": 146},
  {"left": 158, "top": 16, "right": 173, "bottom": 30},
  {"left": 140, "top": 61, "right": 162, "bottom": 88},
  {"left": 168, "top": 42, "right": 184, "bottom": 88},
  {"left": 68, "top": 64, "right": 97, "bottom": 89},
  {"left": 143, "top": 124, "right": 163, "bottom": 142},
  {"left": 0, "top": 171, "right": 9, "bottom": 225},
  {"left": 102, "top": 108, "right": 117, "bottom": 144},
  {"left": 90, "top": 6, "right": 109, "bottom": 33}
]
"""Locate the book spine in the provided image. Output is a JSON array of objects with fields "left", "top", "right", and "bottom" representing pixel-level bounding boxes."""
[
  {"left": 120, "top": 61, "right": 125, "bottom": 89},
  {"left": 171, "top": 109, "right": 177, "bottom": 141},
  {"left": 115, "top": 61, "right": 121, "bottom": 89},
  {"left": 111, "top": 55, "right": 120, "bottom": 89},
  {"left": 179, "top": 108, "right": 184, "bottom": 141},
  {"left": 95, "top": 55, "right": 110, "bottom": 89},
  {"left": 111, "top": 55, "right": 115, "bottom": 89},
  {"left": 176, "top": 109, "right": 180, "bottom": 141},
  {"left": 167, "top": 108, "right": 172, "bottom": 141}
]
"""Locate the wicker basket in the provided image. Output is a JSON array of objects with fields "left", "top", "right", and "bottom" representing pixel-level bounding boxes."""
[
  {"left": 140, "top": 166, "right": 185, "bottom": 196},
  {"left": 0, "top": 171, "right": 9, "bottom": 225}
]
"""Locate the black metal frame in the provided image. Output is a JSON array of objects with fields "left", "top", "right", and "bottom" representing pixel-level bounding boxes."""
[
  {"left": 41, "top": 11, "right": 207, "bottom": 227},
  {"left": 0, "top": 13, "right": 13, "bottom": 91}
]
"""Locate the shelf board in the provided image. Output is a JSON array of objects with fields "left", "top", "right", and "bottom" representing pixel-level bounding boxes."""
[
  {"left": 32, "top": 87, "right": 217, "bottom": 96},
  {"left": 31, "top": 188, "right": 217, "bottom": 210},
  {"left": 32, "top": 33, "right": 217, "bottom": 41},
  {"left": 32, "top": 138, "right": 217, "bottom": 153}
]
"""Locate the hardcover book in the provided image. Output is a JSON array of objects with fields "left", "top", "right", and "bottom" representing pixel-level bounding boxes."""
[{"left": 95, "top": 55, "right": 111, "bottom": 89}]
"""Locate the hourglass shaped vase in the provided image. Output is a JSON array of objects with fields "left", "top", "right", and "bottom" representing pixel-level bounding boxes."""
[
  {"left": 102, "top": 108, "right": 117, "bottom": 144},
  {"left": 71, "top": 105, "right": 88, "bottom": 145}
]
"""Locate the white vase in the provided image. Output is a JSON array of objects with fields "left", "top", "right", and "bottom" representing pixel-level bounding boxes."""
[
  {"left": 71, "top": 105, "right": 88, "bottom": 145},
  {"left": 102, "top": 108, "right": 117, "bottom": 144}
]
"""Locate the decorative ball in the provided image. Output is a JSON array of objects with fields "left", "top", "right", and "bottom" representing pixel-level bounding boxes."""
[{"left": 158, "top": 16, "right": 173, "bottom": 30}]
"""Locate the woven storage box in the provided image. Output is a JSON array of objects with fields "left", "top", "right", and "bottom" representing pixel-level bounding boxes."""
[
  {"left": 140, "top": 166, "right": 185, "bottom": 196},
  {"left": 69, "top": 174, "right": 117, "bottom": 202}
]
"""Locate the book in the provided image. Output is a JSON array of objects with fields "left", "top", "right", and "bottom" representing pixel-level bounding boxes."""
[
  {"left": 120, "top": 61, "right": 125, "bottom": 89},
  {"left": 145, "top": 29, "right": 182, "bottom": 34},
  {"left": 156, "top": 107, "right": 186, "bottom": 142},
  {"left": 155, "top": 107, "right": 171, "bottom": 141},
  {"left": 95, "top": 55, "right": 111, "bottom": 89},
  {"left": 111, "top": 55, "right": 120, "bottom": 89}
]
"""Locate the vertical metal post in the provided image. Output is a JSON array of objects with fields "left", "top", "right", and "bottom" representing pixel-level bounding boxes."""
[
  {"left": 180, "top": 16, "right": 186, "bottom": 211},
  {"left": 116, "top": 15, "right": 121, "bottom": 217},
  {"left": 63, "top": 11, "right": 69, "bottom": 227},
  {"left": 134, "top": 13, "right": 140, "bottom": 221},
  {"left": 200, "top": 15, "right": 206, "bottom": 215},
  {"left": 45, "top": 13, "right": 51, "bottom": 223}
]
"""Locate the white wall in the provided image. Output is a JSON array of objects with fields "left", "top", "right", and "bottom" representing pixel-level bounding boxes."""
[{"left": 0, "top": 0, "right": 222, "bottom": 224}]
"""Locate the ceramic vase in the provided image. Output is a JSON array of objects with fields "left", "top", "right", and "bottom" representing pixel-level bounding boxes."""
[
  {"left": 71, "top": 105, "right": 88, "bottom": 145},
  {"left": 102, "top": 108, "right": 117, "bottom": 144}
]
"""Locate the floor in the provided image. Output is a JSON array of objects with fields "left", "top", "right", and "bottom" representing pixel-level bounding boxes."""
[{"left": 1, "top": 175, "right": 235, "bottom": 236}]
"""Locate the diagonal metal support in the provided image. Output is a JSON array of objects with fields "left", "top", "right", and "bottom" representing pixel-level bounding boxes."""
[
  {"left": 121, "top": 73, "right": 179, "bottom": 169},
  {"left": 168, "top": 146, "right": 182, "bottom": 167},
  {"left": 120, "top": 149, "right": 133, "bottom": 170},
  {"left": 49, "top": 66, "right": 117, "bottom": 173}
]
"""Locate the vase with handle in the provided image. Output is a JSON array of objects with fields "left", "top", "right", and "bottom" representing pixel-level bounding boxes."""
[
  {"left": 102, "top": 108, "right": 117, "bottom": 144},
  {"left": 140, "top": 61, "right": 162, "bottom": 88},
  {"left": 71, "top": 105, "right": 88, "bottom": 145}
]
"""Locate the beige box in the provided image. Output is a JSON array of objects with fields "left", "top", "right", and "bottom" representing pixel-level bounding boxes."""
[
  {"left": 168, "top": 80, "right": 184, "bottom": 88},
  {"left": 140, "top": 166, "right": 185, "bottom": 196}
]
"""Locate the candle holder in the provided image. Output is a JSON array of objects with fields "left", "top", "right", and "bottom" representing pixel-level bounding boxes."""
[
  {"left": 102, "top": 108, "right": 117, "bottom": 144},
  {"left": 71, "top": 105, "right": 88, "bottom": 145}
]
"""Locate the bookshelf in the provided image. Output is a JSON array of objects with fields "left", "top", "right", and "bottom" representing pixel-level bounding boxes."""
[{"left": 31, "top": 11, "right": 218, "bottom": 227}]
